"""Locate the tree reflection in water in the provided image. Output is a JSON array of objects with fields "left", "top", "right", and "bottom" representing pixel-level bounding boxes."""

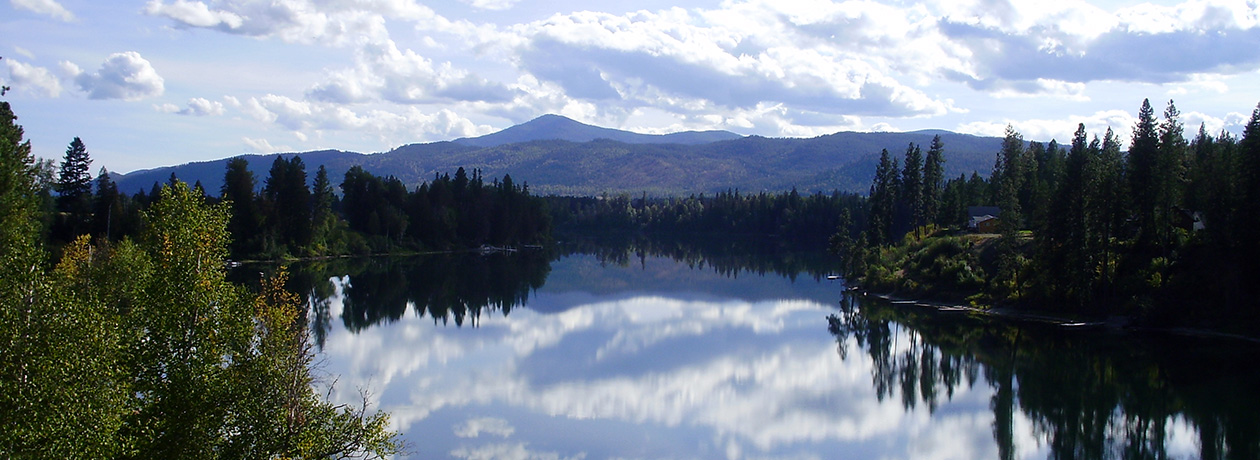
[
  {"left": 828, "top": 292, "right": 1260, "bottom": 460},
  {"left": 272, "top": 236, "right": 838, "bottom": 348},
  {"left": 264, "top": 250, "right": 552, "bottom": 348},
  {"left": 238, "top": 240, "right": 1259, "bottom": 459}
]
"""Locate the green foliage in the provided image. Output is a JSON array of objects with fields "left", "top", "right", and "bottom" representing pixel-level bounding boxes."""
[
  {"left": 1, "top": 132, "right": 402, "bottom": 458},
  {"left": 550, "top": 188, "right": 864, "bottom": 250},
  {"left": 263, "top": 156, "right": 313, "bottom": 255},
  {"left": 54, "top": 137, "right": 94, "bottom": 242},
  {"left": 841, "top": 98, "right": 1260, "bottom": 334},
  {"left": 859, "top": 232, "right": 988, "bottom": 302},
  {"left": 923, "top": 135, "right": 945, "bottom": 224}
]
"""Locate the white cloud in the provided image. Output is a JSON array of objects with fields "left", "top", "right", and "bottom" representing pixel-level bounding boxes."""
[
  {"left": 144, "top": 0, "right": 244, "bottom": 29},
  {"left": 72, "top": 52, "right": 165, "bottom": 101},
  {"left": 184, "top": 97, "right": 226, "bottom": 116},
  {"left": 306, "top": 39, "right": 516, "bottom": 105},
  {"left": 244, "top": 94, "right": 492, "bottom": 142},
  {"left": 11, "top": 0, "right": 75, "bottom": 21},
  {"left": 2, "top": 59, "right": 62, "bottom": 97},
  {"left": 459, "top": 0, "right": 520, "bottom": 11},
  {"left": 453, "top": 417, "right": 515, "bottom": 438},
  {"left": 143, "top": 0, "right": 449, "bottom": 47},
  {"left": 242, "top": 136, "right": 287, "bottom": 152},
  {"left": 956, "top": 109, "right": 1138, "bottom": 145},
  {"left": 511, "top": 8, "right": 952, "bottom": 117},
  {"left": 12, "top": 46, "right": 36, "bottom": 59},
  {"left": 449, "top": 442, "right": 584, "bottom": 460},
  {"left": 156, "top": 97, "right": 226, "bottom": 116}
]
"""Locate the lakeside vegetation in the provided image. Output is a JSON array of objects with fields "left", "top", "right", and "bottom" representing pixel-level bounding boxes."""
[
  {"left": 828, "top": 293, "right": 1260, "bottom": 459},
  {"left": 38, "top": 140, "right": 552, "bottom": 260},
  {"left": 1, "top": 102, "right": 400, "bottom": 457},
  {"left": 831, "top": 99, "right": 1260, "bottom": 335}
]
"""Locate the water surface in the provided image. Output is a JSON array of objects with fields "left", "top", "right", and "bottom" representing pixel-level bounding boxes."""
[{"left": 285, "top": 245, "right": 1260, "bottom": 459}]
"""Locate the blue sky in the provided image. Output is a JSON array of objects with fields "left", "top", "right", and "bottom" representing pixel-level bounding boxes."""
[{"left": 3, "top": 0, "right": 1259, "bottom": 174}]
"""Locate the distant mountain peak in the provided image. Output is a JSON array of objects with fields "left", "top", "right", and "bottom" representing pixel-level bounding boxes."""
[{"left": 453, "top": 114, "right": 743, "bottom": 148}]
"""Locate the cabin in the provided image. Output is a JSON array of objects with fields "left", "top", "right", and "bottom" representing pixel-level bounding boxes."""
[
  {"left": 967, "top": 206, "right": 1001, "bottom": 233},
  {"left": 1175, "top": 208, "right": 1205, "bottom": 232}
]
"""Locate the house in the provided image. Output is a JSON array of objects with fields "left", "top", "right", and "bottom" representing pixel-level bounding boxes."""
[
  {"left": 1175, "top": 208, "right": 1205, "bottom": 232},
  {"left": 973, "top": 215, "right": 1001, "bottom": 233},
  {"left": 966, "top": 206, "right": 1001, "bottom": 233}
]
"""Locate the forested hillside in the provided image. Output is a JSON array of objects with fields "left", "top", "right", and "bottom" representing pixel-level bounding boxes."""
[
  {"left": 116, "top": 127, "right": 1003, "bottom": 197},
  {"left": 832, "top": 99, "right": 1260, "bottom": 334}
]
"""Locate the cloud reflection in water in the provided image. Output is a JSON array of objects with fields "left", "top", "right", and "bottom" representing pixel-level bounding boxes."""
[{"left": 314, "top": 255, "right": 1017, "bottom": 459}]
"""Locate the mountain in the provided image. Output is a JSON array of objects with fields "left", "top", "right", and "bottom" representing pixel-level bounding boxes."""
[
  {"left": 452, "top": 114, "right": 743, "bottom": 147},
  {"left": 117, "top": 119, "right": 1006, "bottom": 197}
]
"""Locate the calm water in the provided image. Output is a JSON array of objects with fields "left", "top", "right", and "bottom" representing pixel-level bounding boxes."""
[{"left": 277, "top": 243, "right": 1260, "bottom": 460}]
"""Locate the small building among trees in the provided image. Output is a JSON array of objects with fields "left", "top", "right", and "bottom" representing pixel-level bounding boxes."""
[{"left": 967, "top": 206, "right": 1001, "bottom": 233}]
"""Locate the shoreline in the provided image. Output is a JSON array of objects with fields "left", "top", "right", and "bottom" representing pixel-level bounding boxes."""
[{"left": 859, "top": 290, "right": 1260, "bottom": 344}]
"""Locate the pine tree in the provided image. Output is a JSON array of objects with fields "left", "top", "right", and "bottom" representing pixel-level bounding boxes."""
[
  {"left": 901, "top": 143, "right": 924, "bottom": 236},
  {"left": 868, "top": 149, "right": 900, "bottom": 245},
  {"left": 993, "top": 126, "right": 1025, "bottom": 233},
  {"left": 1153, "top": 100, "right": 1188, "bottom": 252},
  {"left": 91, "top": 167, "right": 122, "bottom": 241},
  {"left": 1128, "top": 98, "right": 1160, "bottom": 247},
  {"left": 1041, "top": 124, "right": 1097, "bottom": 307},
  {"left": 55, "top": 137, "right": 93, "bottom": 240},
  {"left": 263, "top": 156, "right": 312, "bottom": 253},
  {"left": 221, "top": 157, "right": 261, "bottom": 257},
  {"left": 923, "top": 135, "right": 945, "bottom": 225},
  {"left": 1095, "top": 127, "right": 1127, "bottom": 299},
  {"left": 1238, "top": 104, "right": 1260, "bottom": 295},
  {"left": 310, "top": 165, "right": 337, "bottom": 249}
]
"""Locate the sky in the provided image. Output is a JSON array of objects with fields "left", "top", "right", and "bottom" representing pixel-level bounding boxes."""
[{"left": 2, "top": 0, "right": 1260, "bottom": 174}]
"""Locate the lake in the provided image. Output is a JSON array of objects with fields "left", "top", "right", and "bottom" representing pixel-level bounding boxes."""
[{"left": 275, "top": 241, "right": 1260, "bottom": 459}]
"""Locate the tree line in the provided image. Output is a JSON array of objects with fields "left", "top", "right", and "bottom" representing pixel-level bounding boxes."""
[
  {"left": 39, "top": 140, "right": 551, "bottom": 260},
  {"left": 547, "top": 188, "right": 866, "bottom": 248},
  {"left": 1, "top": 101, "right": 399, "bottom": 457},
  {"left": 834, "top": 98, "right": 1260, "bottom": 332}
]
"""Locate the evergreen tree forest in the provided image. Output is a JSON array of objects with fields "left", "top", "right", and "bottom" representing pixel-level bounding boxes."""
[
  {"left": 220, "top": 160, "right": 550, "bottom": 258},
  {"left": 547, "top": 188, "right": 866, "bottom": 248},
  {"left": 0, "top": 101, "right": 400, "bottom": 458},
  {"left": 31, "top": 144, "right": 552, "bottom": 260},
  {"left": 833, "top": 99, "right": 1260, "bottom": 333}
]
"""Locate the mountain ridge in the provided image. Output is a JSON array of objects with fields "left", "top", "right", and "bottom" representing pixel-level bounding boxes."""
[
  {"left": 116, "top": 117, "right": 1007, "bottom": 197},
  {"left": 452, "top": 114, "right": 743, "bottom": 147}
]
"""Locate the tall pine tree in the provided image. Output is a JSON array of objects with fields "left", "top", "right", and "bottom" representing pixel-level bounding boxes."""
[
  {"left": 923, "top": 135, "right": 945, "bottom": 226},
  {"left": 221, "top": 157, "right": 260, "bottom": 257},
  {"left": 1128, "top": 98, "right": 1161, "bottom": 248},
  {"left": 55, "top": 137, "right": 93, "bottom": 240},
  {"left": 901, "top": 143, "right": 924, "bottom": 237}
]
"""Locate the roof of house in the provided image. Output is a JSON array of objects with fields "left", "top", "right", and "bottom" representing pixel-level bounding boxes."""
[{"left": 967, "top": 206, "right": 1001, "bottom": 218}]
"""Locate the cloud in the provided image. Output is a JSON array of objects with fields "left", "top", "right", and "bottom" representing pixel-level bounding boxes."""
[
  {"left": 512, "top": 9, "right": 952, "bottom": 118},
  {"left": 242, "top": 136, "right": 287, "bottom": 153},
  {"left": 936, "top": 0, "right": 1260, "bottom": 92},
  {"left": 2, "top": 59, "right": 62, "bottom": 97},
  {"left": 306, "top": 39, "right": 517, "bottom": 105},
  {"left": 244, "top": 93, "right": 493, "bottom": 141},
  {"left": 71, "top": 52, "right": 165, "bottom": 101},
  {"left": 156, "top": 97, "right": 226, "bottom": 116},
  {"left": 453, "top": 417, "right": 515, "bottom": 438},
  {"left": 11, "top": 0, "right": 75, "bottom": 21},
  {"left": 143, "top": 0, "right": 244, "bottom": 29},
  {"left": 955, "top": 109, "right": 1138, "bottom": 145},
  {"left": 12, "top": 46, "right": 36, "bottom": 59},
  {"left": 449, "top": 443, "right": 584, "bottom": 460},
  {"left": 459, "top": 0, "right": 520, "bottom": 11},
  {"left": 143, "top": 0, "right": 445, "bottom": 46},
  {"left": 138, "top": 0, "right": 1260, "bottom": 143}
]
